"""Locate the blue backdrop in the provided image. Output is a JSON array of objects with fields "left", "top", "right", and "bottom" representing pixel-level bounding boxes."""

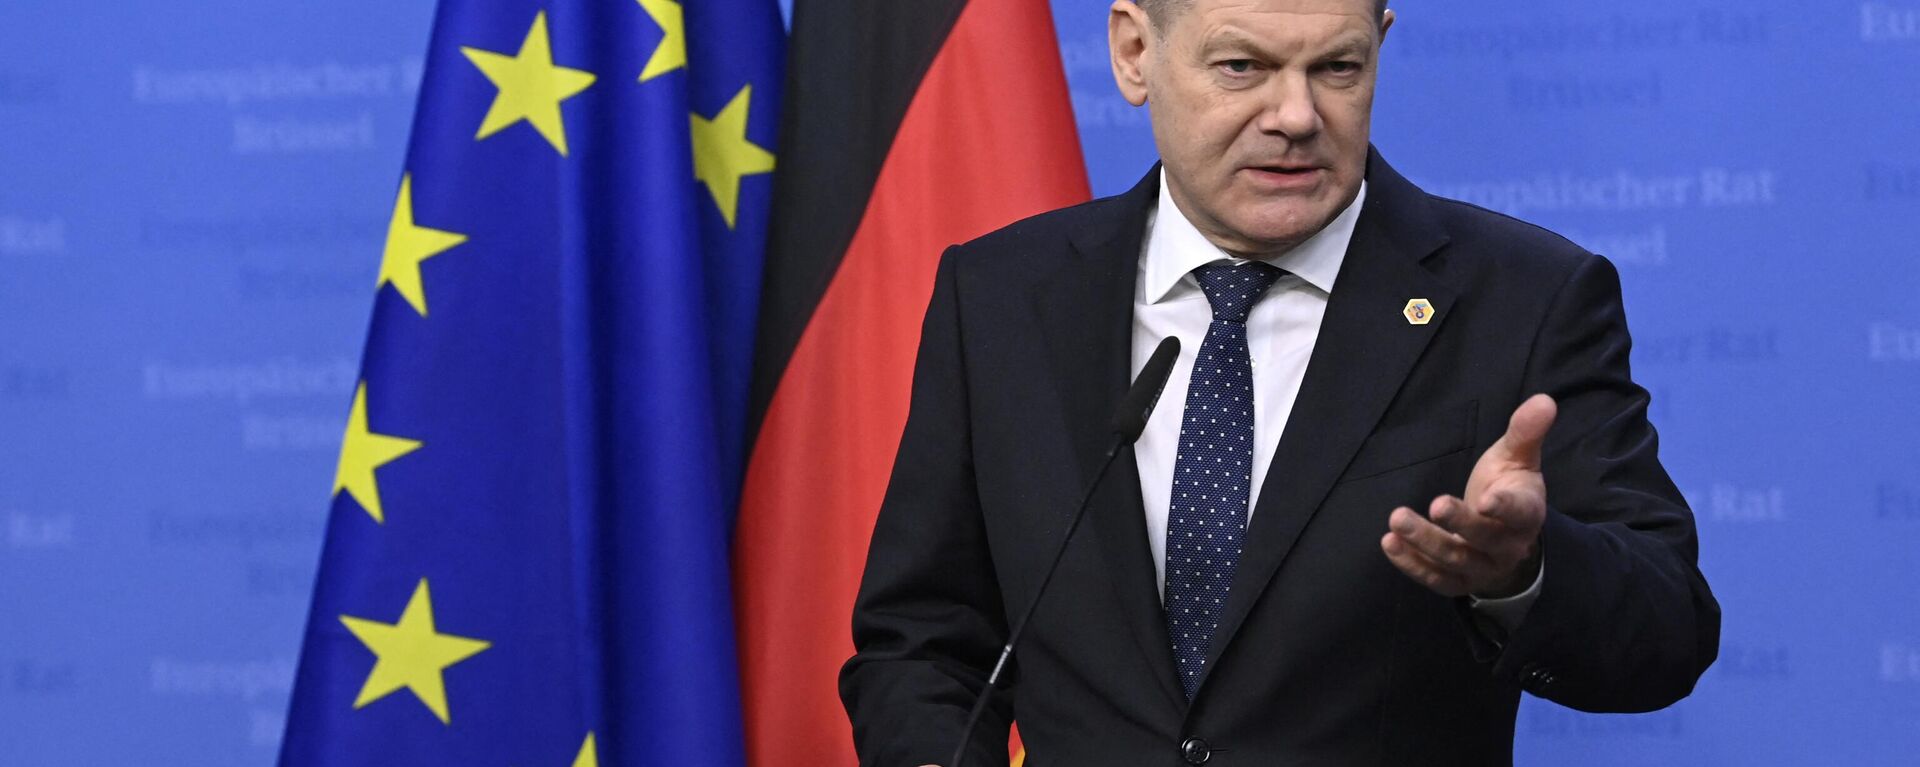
[{"left": 2, "top": 1, "right": 1916, "bottom": 764}]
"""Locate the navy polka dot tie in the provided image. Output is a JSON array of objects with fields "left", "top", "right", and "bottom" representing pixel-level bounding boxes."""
[{"left": 1164, "top": 260, "right": 1283, "bottom": 698}]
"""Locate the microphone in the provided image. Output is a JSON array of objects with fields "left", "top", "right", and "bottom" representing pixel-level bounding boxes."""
[
  {"left": 1109, "top": 335, "right": 1183, "bottom": 443},
  {"left": 948, "top": 336, "right": 1181, "bottom": 767}
]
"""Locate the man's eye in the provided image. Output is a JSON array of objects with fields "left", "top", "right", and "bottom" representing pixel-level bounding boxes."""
[
  {"left": 1221, "top": 60, "right": 1255, "bottom": 74},
  {"left": 1324, "top": 61, "right": 1361, "bottom": 75}
]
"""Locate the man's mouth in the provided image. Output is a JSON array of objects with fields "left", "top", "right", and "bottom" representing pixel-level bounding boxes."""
[
  {"left": 1248, "top": 163, "right": 1321, "bottom": 175},
  {"left": 1241, "top": 164, "right": 1325, "bottom": 188}
]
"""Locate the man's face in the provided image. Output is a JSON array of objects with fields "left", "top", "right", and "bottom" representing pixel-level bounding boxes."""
[{"left": 1110, "top": 0, "right": 1390, "bottom": 256}]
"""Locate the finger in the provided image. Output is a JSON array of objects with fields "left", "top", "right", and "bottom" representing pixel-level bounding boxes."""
[
  {"left": 1430, "top": 494, "right": 1507, "bottom": 547},
  {"left": 1473, "top": 487, "right": 1526, "bottom": 521},
  {"left": 1495, "top": 393, "right": 1557, "bottom": 471},
  {"left": 1470, "top": 481, "right": 1547, "bottom": 539},
  {"left": 1381, "top": 531, "right": 1471, "bottom": 596},
  {"left": 1388, "top": 507, "right": 1499, "bottom": 580},
  {"left": 1433, "top": 494, "right": 1533, "bottom": 568}
]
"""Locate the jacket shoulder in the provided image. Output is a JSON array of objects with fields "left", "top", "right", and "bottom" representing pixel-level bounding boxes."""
[
  {"left": 1423, "top": 193, "right": 1604, "bottom": 280},
  {"left": 943, "top": 193, "right": 1131, "bottom": 274}
]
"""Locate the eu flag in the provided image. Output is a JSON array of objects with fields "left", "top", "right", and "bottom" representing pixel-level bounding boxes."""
[{"left": 279, "top": 0, "right": 781, "bottom": 763}]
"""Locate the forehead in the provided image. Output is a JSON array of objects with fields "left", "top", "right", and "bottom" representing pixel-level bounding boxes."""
[{"left": 1173, "top": 0, "right": 1379, "bottom": 46}]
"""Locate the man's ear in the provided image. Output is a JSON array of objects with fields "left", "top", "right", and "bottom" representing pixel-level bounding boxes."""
[
  {"left": 1381, "top": 8, "right": 1395, "bottom": 41},
  {"left": 1109, "top": 1, "right": 1152, "bottom": 107}
]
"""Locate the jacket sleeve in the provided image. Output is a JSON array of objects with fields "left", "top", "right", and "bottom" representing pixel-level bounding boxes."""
[
  {"left": 839, "top": 248, "right": 1014, "bottom": 767},
  {"left": 1476, "top": 253, "right": 1721, "bottom": 712}
]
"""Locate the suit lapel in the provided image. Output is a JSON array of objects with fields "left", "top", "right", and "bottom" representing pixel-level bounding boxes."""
[
  {"left": 1198, "top": 151, "right": 1456, "bottom": 684},
  {"left": 1033, "top": 167, "right": 1187, "bottom": 711}
]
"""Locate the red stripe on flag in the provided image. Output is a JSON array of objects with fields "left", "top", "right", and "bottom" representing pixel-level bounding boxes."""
[{"left": 733, "top": 0, "right": 1088, "bottom": 762}]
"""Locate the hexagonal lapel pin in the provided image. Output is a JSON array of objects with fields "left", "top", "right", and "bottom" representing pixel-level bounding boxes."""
[{"left": 1402, "top": 298, "right": 1435, "bottom": 325}]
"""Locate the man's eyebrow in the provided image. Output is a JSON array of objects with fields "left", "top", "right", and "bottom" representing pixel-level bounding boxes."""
[
  {"left": 1200, "top": 28, "right": 1268, "bottom": 54},
  {"left": 1319, "top": 34, "right": 1375, "bottom": 58},
  {"left": 1200, "top": 30, "right": 1375, "bottom": 59}
]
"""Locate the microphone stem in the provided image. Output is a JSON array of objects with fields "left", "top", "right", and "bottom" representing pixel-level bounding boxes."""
[{"left": 950, "top": 442, "right": 1124, "bottom": 767}]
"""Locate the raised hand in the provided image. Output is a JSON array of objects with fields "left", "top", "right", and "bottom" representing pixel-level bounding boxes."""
[{"left": 1380, "top": 394, "right": 1555, "bottom": 598}]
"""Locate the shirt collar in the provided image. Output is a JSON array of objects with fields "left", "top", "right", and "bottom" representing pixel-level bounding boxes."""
[{"left": 1142, "top": 168, "right": 1366, "bottom": 304}]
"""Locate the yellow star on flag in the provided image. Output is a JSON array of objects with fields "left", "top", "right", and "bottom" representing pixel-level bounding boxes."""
[
  {"left": 635, "top": 0, "right": 685, "bottom": 82},
  {"left": 572, "top": 733, "right": 599, "bottom": 767},
  {"left": 339, "top": 579, "right": 492, "bottom": 725},
  {"left": 691, "top": 84, "right": 776, "bottom": 229},
  {"left": 379, "top": 174, "right": 467, "bottom": 317},
  {"left": 332, "top": 382, "right": 423, "bottom": 525},
  {"left": 461, "top": 11, "right": 598, "bottom": 156}
]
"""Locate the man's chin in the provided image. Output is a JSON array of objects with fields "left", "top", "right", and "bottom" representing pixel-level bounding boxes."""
[{"left": 1221, "top": 209, "right": 1337, "bottom": 255}]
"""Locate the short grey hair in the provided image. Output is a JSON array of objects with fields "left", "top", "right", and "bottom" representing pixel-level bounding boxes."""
[{"left": 1136, "top": 0, "right": 1390, "bottom": 30}]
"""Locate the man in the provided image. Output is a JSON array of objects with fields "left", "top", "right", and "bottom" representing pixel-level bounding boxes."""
[{"left": 840, "top": 0, "right": 1720, "bottom": 764}]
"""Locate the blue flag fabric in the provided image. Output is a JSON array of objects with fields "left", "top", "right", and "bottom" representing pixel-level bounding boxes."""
[{"left": 279, "top": 0, "right": 781, "bottom": 764}]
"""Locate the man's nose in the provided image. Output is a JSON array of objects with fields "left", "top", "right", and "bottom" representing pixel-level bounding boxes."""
[{"left": 1254, "top": 71, "right": 1323, "bottom": 139}]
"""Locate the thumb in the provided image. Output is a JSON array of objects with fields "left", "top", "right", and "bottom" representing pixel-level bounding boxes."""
[{"left": 1497, "top": 393, "right": 1557, "bottom": 471}]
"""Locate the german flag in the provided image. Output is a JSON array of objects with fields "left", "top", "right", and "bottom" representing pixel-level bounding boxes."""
[{"left": 733, "top": 0, "right": 1088, "bottom": 762}]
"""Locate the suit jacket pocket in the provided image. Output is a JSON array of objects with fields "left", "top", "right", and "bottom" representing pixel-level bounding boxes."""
[{"left": 1337, "top": 400, "right": 1479, "bottom": 483}]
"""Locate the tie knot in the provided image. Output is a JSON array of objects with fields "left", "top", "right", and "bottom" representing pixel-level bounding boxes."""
[{"left": 1192, "top": 261, "right": 1284, "bottom": 323}]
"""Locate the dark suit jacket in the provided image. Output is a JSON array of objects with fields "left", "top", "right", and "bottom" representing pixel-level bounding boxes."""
[{"left": 840, "top": 150, "right": 1720, "bottom": 767}]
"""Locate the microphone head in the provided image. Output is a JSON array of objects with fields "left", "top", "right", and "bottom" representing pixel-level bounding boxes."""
[{"left": 1110, "top": 336, "right": 1181, "bottom": 444}]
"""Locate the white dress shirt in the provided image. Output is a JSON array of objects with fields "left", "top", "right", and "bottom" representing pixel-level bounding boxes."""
[{"left": 1129, "top": 171, "right": 1540, "bottom": 634}]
